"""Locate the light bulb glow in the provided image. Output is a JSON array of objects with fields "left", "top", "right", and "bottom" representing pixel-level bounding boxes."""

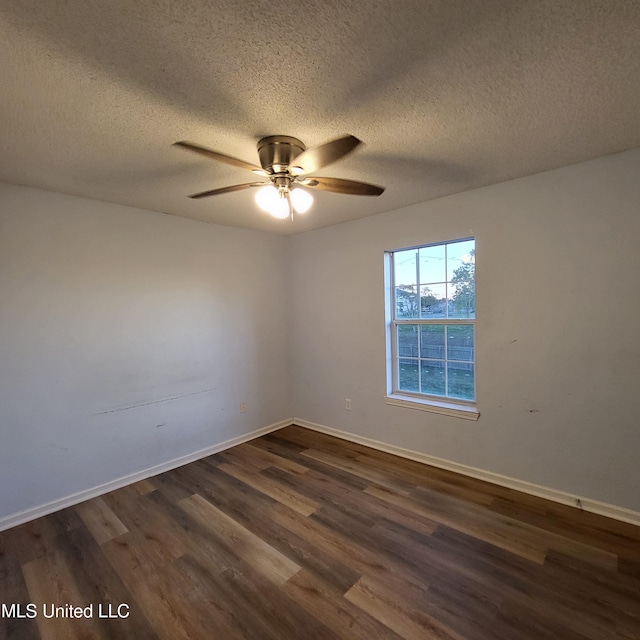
[
  {"left": 256, "top": 184, "right": 310, "bottom": 219},
  {"left": 270, "top": 194, "right": 289, "bottom": 219},
  {"left": 255, "top": 185, "right": 290, "bottom": 218},
  {"left": 290, "top": 188, "right": 313, "bottom": 214},
  {"left": 255, "top": 185, "right": 278, "bottom": 212}
]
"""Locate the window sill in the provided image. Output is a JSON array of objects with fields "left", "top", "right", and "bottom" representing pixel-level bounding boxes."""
[{"left": 385, "top": 394, "right": 479, "bottom": 421}]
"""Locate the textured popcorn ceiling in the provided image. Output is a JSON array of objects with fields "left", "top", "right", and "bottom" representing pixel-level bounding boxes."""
[{"left": 0, "top": 0, "right": 639, "bottom": 234}]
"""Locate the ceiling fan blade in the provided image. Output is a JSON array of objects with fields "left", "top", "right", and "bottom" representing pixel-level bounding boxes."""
[
  {"left": 302, "top": 176, "right": 385, "bottom": 196},
  {"left": 188, "top": 182, "right": 265, "bottom": 199},
  {"left": 175, "top": 141, "right": 267, "bottom": 175},
  {"left": 289, "top": 135, "right": 362, "bottom": 176}
]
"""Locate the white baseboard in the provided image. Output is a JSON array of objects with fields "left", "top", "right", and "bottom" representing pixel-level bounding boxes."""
[
  {"left": 293, "top": 417, "right": 640, "bottom": 528},
  {"left": 4, "top": 416, "right": 639, "bottom": 531},
  {"left": 0, "top": 418, "right": 292, "bottom": 532}
]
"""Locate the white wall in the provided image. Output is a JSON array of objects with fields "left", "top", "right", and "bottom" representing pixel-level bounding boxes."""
[
  {"left": 288, "top": 148, "right": 640, "bottom": 513},
  {"left": 3, "top": 149, "right": 639, "bottom": 524},
  {"left": 0, "top": 184, "right": 290, "bottom": 521}
]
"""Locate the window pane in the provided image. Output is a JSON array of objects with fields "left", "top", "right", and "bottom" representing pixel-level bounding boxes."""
[
  {"left": 446, "top": 240, "right": 475, "bottom": 281},
  {"left": 394, "top": 249, "right": 418, "bottom": 288},
  {"left": 447, "top": 325, "right": 474, "bottom": 362},
  {"left": 419, "top": 244, "right": 446, "bottom": 284},
  {"left": 420, "top": 360, "right": 445, "bottom": 396},
  {"left": 398, "top": 358, "right": 419, "bottom": 392},
  {"left": 447, "top": 362, "right": 475, "bottom": 400},
  {"left": 420, "top": 325, "right": 444, "bottom": 359},
  {"left": 397, "top": 325, "right": 419, "bottom": 358},
  {"left": 449, "top": 278, "right": 475, "bottom": 319},
  {"left": 421, "top": 283, "right": 447, "bottom": 318},
  {"left": 396, "top": 284, "right": 419, "bottom": 319}
]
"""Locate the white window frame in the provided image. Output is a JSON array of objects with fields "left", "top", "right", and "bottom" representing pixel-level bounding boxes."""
[{"left": 385, "top": 238, "right": 479, "bottom": 421}]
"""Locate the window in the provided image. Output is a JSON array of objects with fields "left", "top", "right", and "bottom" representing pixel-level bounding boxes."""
[{"left": 386, "top": 238, "right": 476, "bottom": 416}]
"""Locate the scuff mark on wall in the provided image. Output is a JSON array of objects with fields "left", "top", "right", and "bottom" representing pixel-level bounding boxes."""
[{"left": 92, "top": 387, "right": 217, "bottom": 415}]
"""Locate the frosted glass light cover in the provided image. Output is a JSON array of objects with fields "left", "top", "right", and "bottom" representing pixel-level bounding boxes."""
[
  {"left": 290, "top": 188, "right": 313, "bottom": 213},
  {"left": 255, "top": 185, "right": 279, "bottom": 213},
  {"left": 270, "top": 197, "right": 289, "bottom": 218}
]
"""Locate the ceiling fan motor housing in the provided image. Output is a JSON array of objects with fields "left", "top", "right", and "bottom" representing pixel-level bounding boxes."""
[{"left": 257, "top": 136, "right": 305, "bottom": 174}]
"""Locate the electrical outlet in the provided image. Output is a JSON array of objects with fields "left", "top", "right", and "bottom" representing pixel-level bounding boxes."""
[
  {"left": 345, "top": 398, "right": 352, "bottom": 410},
  {"left": 240, "top": 402, "right": 247, "bottom": 413}
]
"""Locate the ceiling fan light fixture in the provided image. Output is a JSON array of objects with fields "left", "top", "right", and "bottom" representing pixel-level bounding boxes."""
[
  {"left": 255, "top": 184, "right": 277, "bottom": 211},
  {"left": 255, "top": 184, "right": 289, "bottom": 218},
  {"left": 270, "top": 197, "right": 290, "bottom": 219},
  {"left": 290, "top": 187, "right": 313, "bottom": 214}
]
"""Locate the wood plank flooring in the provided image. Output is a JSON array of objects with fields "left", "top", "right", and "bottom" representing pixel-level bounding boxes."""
[{"left": 1, "top": 425, "right": 639, "bottom": 639}]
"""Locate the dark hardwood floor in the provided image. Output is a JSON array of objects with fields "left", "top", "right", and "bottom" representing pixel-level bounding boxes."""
[{"left": 1, "top": 425, "right": 639, "bottom": 639}]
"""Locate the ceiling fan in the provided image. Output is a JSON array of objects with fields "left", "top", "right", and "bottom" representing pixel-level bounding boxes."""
[{"left": 174, "top": 135, "right": 385, "bottom": 219}]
